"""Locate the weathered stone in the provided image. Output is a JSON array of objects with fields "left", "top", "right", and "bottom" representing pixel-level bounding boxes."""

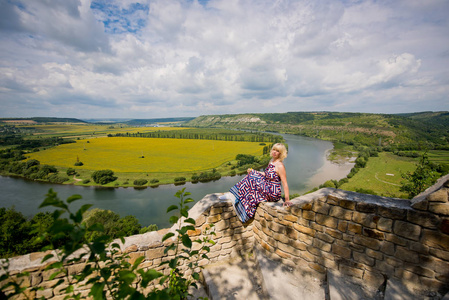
[
  {"left": 378, "top": 206, "right": 406, "bottom": 220},
  {"left": 352, "top": 211, "right": 376, "bottom": 228},
  {"left": 429, "top": 203, "right": 449, "bottom": 215},
  {"left": 207, "top": 214, "right": 221, "bottom": 223},
  {"left": 332, "top": 244, "right": 351, "bottom": 259},
  {"left": 363, "top": 270, "right": 385, "bottom": 289},
  {"left": 268, "top": 221, "right": 286, "bottom": 234},
  {"left": 356, "top": 202, "right": 378, "bottom": 213},
  {"left": 337, "top": 220, "right": 348, "bottom": 232},
  {"left": 380, "top": 241, "right": 395, "bottom": 256},
  {"left": 421, "top": 229, "right": 449, "bottom": 251},
  {"left": 365, "top": 248, "right": 383, "bottom": 260},
  {"left": 283, "top": 214, "right": 298, "bottom": 223},
  {"left": 347, "top": 222, "right": 362, "bottom": 235},
  {"left": 316, "top": 214, "right": 338, "bottom": 229},
  {"left": 308, "top": 262, "right": 326, "bottom": 273},
  {"left": 441, "top": 218, "right": 449, "bottom": 234},
  {"left": 330, "top": 206, "right": 353, "bottom": 221},
  {"left": 403, "top": 263, "right": 435, "bottom": 278},
  {"left": 363, "top": 228, "right": 385, "bottom": 240},
  {"left": 293, "top": 223, "right": 315, "bottom": 236},
  {"left": 272, "top": 232, "right": 290, "bottom": 244},
  {"left": 312, "top": 238, "right": 332, "bottom": 253},
  {"left": 353, "top": 251, "right": 375, "bottom": 266},
  {"left": 427, "top": 188, "right": 448, "bottom": 203},
  {"left": 395, "top": 246, "right": 419, "bottom": 263},
  {"left": 353, "top": 236, "right": 381, "bottom": 250},
  {"left": 377, "top": 217, "right": 393, "bottom": 232},
  {"left": 325, "top": 227, "right": 343, "bottom": 239},
  {"left": 429, "top": 247, "right": 449, "bottom": 261},
  {"left": 145, "top": 247, "right": 165, "bottom": 260},
  {"left": 302, "top": 210, "right": 316, "bottom": 221},
  {"left": 411, "top": 199, "right": 428, "bottom": 211},
  {"left": 339, "top": 264, "right": 364, "bottom": 279},
  {"left": 313, "top": 201, "right": 331, "bottom": 214},
  {"left": 340, "top": 199, "right": 356, "bottom": 210},
  {"left": 316, "top": 231, "right": 335, "bottom": 244},
  {"left": 393, "top": 220, "right": 421, "bottom": 241}
]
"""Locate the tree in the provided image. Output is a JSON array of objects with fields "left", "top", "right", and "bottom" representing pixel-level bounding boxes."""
[
  {"left": 400, "top": 153, "right": 440, "bottom": 198},
  {"left": 91, "top": 169, "right": 117, "bottom": 185}
]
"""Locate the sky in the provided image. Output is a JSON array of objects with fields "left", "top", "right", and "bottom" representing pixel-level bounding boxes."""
[{"left": 0, "top": 0, "right": 448, "bottom": 119}]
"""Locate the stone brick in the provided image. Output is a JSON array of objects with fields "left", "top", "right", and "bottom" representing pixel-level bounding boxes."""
[
  {"left": 339, "top": 264, "right": 364, "bottom": 279},
  {"left": 207, "top": 214, "right": 221, "bottom": 223},
  {"left": 278, "top": 242, "right": 302, "bottom": 257},
  {"left": 385, "top": 233, "right": 408, "bottom": 246},
  {"left": 363, "top": 270, "right": 385, "bottom": 289},
  {"left": 313, "top": 201, "right": 331, "bottom": 214},
  {"left": 356, "top": 202, "right": 378, "bottom": 213},
  {"left": 340, "top": 199, "right": 356, "bottom": 210},
  {"left": 312, "top": 238, "right": 332, "bottom": 253},
  {"left": 393, "top": 220, "right": 421, "bottom": 241},
  {"left": 403, "top": 263, "right": 435, "bottom": 278},
  {"left": 302, "top": 210, "right": 316, "bottom": 221},
  {"left": 429, "top": 203, "right": 449, "bottom": 215},
  {"left": 146, "top": 247, "right": 166, "bottom": 260},
  {"left": 330, "top": 206, "right": 353, "bottom": 221},
  {"left": 429, "top": 247, "right": 449, "bottom": 261},
  {"left": 210, "top": 207, "right": 223, "bottom": 215},
  {"left": 272, "top": 232, "right": 290, "bottom": 244},
  {"left": 421, "top": 229, "right": 449, "bottom": 251},
  {"left": 427, "top": 188, "right": 448, "bottom": 203},
  {"left": 419, "top": 255, "right": 449, "bottom": 276},
  {"left": 285, "top": 226, "right": 299, "bottom": 239},
  {"left": 441, "top": 218, "right": 449, "bottom": 234},
  {"left": 298, "top": 201, "right": 313, "bottom": 211},
  {"left": 283, "top": 215, "right": 298, "bottom": 223},
  {"left": 353, "top": 236, "right": 381, "bottom": 250},
  {"left": 325, "top": 227, "right": 343, "bottom": 239},
  {"left": 288, "top": 239, "right": 307, "bottom": 251},
  {"left": 347, "top": 222, "right": 362, "bottom": 235},
  {"left": 377, "top": 217, "right": 393, "bottom": 232},
  {"left": 409, "top": 241, "right": 429, "bottom": 255},
  {"left": 293, "top": 223, "right": 315, "bottom": 236},
  {"left": 316, "top": 214, "right": 338, "bottom": 229},
  {"left": 352, "top": 211, "right": 376, "bottom": 228},
  {"left": 332, "top": 244, "right": 351, "bottom": 259},
  {"left": 365, "top": 248, "right": 383, "bottom": 260},
  {"left": 338, "top": 220, "right": 348, "bottom": 232},
  {"left": 307, "top": 262, "right": 326, "bottom": 274},
  {"left": 310, "top": 222, "right": 324, "bottom": 233},
  {"left": 395, "top": 246, "right": 419, "bottom": 263},
  {"left": 268, "top": 221, "right": 286, "bottom": 234},
  {"left": 363, "top": 228, "right": 385, "bottom": 240},
  {"left": 353, "top": 251, "right": 375, "bottom": 266},
  {"left": 411, "top": 199, "right": 428, "bottom": 211},
  {"left": 407, "top": 209, "right": 440, "bottom": 229},
  {"left": 316, "top": 231, "right": 335, "bottom": 243},
  {"left": 378, "top": 206, "right": 406, "bottom": 220},
  {"left": 375, "top": 260, "right": 394, "bottom": 275},
  {"left": 275, "top": 248, "right": 292, "bottom": 259},
  {"left": 380, "top": 241, "right": 395, "bottom": 256}
]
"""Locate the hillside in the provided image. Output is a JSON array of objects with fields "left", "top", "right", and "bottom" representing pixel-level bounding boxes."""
[
  {"left": 0, "top": 117, "right": 86, "bottom": 124},
  {"left": 184, "top": 111, "right": 449, "bottom": 149}
]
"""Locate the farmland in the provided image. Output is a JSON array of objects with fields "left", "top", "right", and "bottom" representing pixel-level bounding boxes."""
[{"left": 26, "top": 137, "right": 264, "bottom": 173}]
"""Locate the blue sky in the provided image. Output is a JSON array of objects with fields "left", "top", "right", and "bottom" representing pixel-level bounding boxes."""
[{"left": 0, "top": 0, "right": 448, "bottom": 119}]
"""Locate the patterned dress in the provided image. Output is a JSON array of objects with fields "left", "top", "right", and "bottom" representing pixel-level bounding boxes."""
[{"left": 230, "top": 163, "right": 282, "bottom": 222}]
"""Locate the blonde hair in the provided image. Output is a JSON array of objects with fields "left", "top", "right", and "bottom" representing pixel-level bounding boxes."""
[{"left": 272, "top": 143, "right": 287, "bottom": 161}]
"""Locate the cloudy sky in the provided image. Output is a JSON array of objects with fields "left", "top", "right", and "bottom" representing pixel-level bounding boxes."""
[{"left": 0, "top": 0, "right": 448, "bottom": 119}]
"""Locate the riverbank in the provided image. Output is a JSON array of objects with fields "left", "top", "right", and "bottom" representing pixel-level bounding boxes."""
[{"left": 306, "top": 150, "right": 356, "bottom": 189}]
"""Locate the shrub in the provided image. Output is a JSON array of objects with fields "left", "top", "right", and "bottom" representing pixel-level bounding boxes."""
[
  {"left": 134, "top": 179, "right": 148, "bottom": 186},
  {"left": 150, "top": 179, "right": 159, "bottom": 184},
  {"left": 74, "top": 161, "right": 84, "bottom": 166},
  {"left": 66, "top": 168, "right": 76, "bottom": 176},
  {"left": 82, "top": 179, "right": 90, "bottom": 184},
  {"left": 174, "top": 177, "right": 186, "bottom": 183},
  {"left": 91, "top": 169, "right": 117, "bottom": 185},
  {"left": 47, "top": 174, "right": 69, "bottom": 184}
]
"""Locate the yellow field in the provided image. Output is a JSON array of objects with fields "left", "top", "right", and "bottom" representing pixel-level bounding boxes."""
[{"left": 26, "top": 137, "right": 264, "bottom": 173}]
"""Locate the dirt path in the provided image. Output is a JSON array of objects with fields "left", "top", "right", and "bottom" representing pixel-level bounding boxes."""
[{"left": 374, "top": 173, "right": 401, "bottom": 186}]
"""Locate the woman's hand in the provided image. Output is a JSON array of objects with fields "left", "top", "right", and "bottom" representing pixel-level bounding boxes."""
[{"left": 283, "top": 200, "right": 292, "bottom": 207}]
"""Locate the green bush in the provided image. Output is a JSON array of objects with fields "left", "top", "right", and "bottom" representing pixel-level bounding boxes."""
[
  {"left": 91, "top": 169, "right": 117, "bottom": 185},
  {"left": 66, "top": 168, "right": 76, "bottom": 176},
  {"left": 133, "top": 179, "right": 148, "bottom": 186}
]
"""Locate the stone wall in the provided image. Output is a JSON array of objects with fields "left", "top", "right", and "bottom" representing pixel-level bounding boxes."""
[{"left": 2, "top": 176, "right": 449, "bottom": 298}]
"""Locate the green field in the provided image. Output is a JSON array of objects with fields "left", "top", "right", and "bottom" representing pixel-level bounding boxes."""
[{"left": 339, "top": 151, "right": 449, "bottom": 198}]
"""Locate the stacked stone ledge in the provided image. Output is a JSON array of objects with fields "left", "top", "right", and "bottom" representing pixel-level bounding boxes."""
[{"left": 1, "top": 176, "right": 449, "bottom": 298}]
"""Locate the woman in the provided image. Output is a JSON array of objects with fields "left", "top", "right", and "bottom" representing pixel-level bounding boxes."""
[{"left": 220, "top": 143, "right": 292, "bottom": 222}]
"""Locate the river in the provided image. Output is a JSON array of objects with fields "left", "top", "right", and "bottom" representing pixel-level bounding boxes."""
[{"left": 0, "top": 134, "right": 353, "bottom": 228}]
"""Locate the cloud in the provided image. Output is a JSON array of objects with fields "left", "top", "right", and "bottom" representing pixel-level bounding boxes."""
[{"left": 0, "top": 0, "right": 448, "bottom": 118}]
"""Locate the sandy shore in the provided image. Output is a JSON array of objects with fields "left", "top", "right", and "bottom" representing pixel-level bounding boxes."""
[{"left": 306, "top": 154, "right": 356, "bottom": 188}]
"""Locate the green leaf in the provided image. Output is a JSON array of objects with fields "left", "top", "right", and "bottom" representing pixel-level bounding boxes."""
[
  {"left": 88, "top": 223, "right": 104, "bottom": 232},
  {"left": 162, "top": 232, "right": 175, "bottom": 242},
  {"left": 184, "top": 218, "right": 196, "bottom": 224},
  {"left": 67, "top": 194, "right": 83, "bottom": 203},
  {"left": 89, "top": 282, "right": 106, "bottom": 299},
  {"left": 169, "top": 215, "right": 179, "bottom": 224},
  {"left": 185, "top": 198, "right": 194, "bottom": 203},
  {"left": 180, "top": 208, "right": 188, "bottom": 218},
  {"left": 41, "top": 253, "right": 54, "bottom": 263},
  {"left": 181, "top": 234, "right": 192, "bottom": 249},
  {"left": 166, "top": 205, "right": 178, "bottom": 213}
]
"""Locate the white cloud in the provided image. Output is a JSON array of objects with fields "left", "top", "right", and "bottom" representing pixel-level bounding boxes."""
[{"left": 0, "top": 0, "right": 448, "bottom": 118}]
